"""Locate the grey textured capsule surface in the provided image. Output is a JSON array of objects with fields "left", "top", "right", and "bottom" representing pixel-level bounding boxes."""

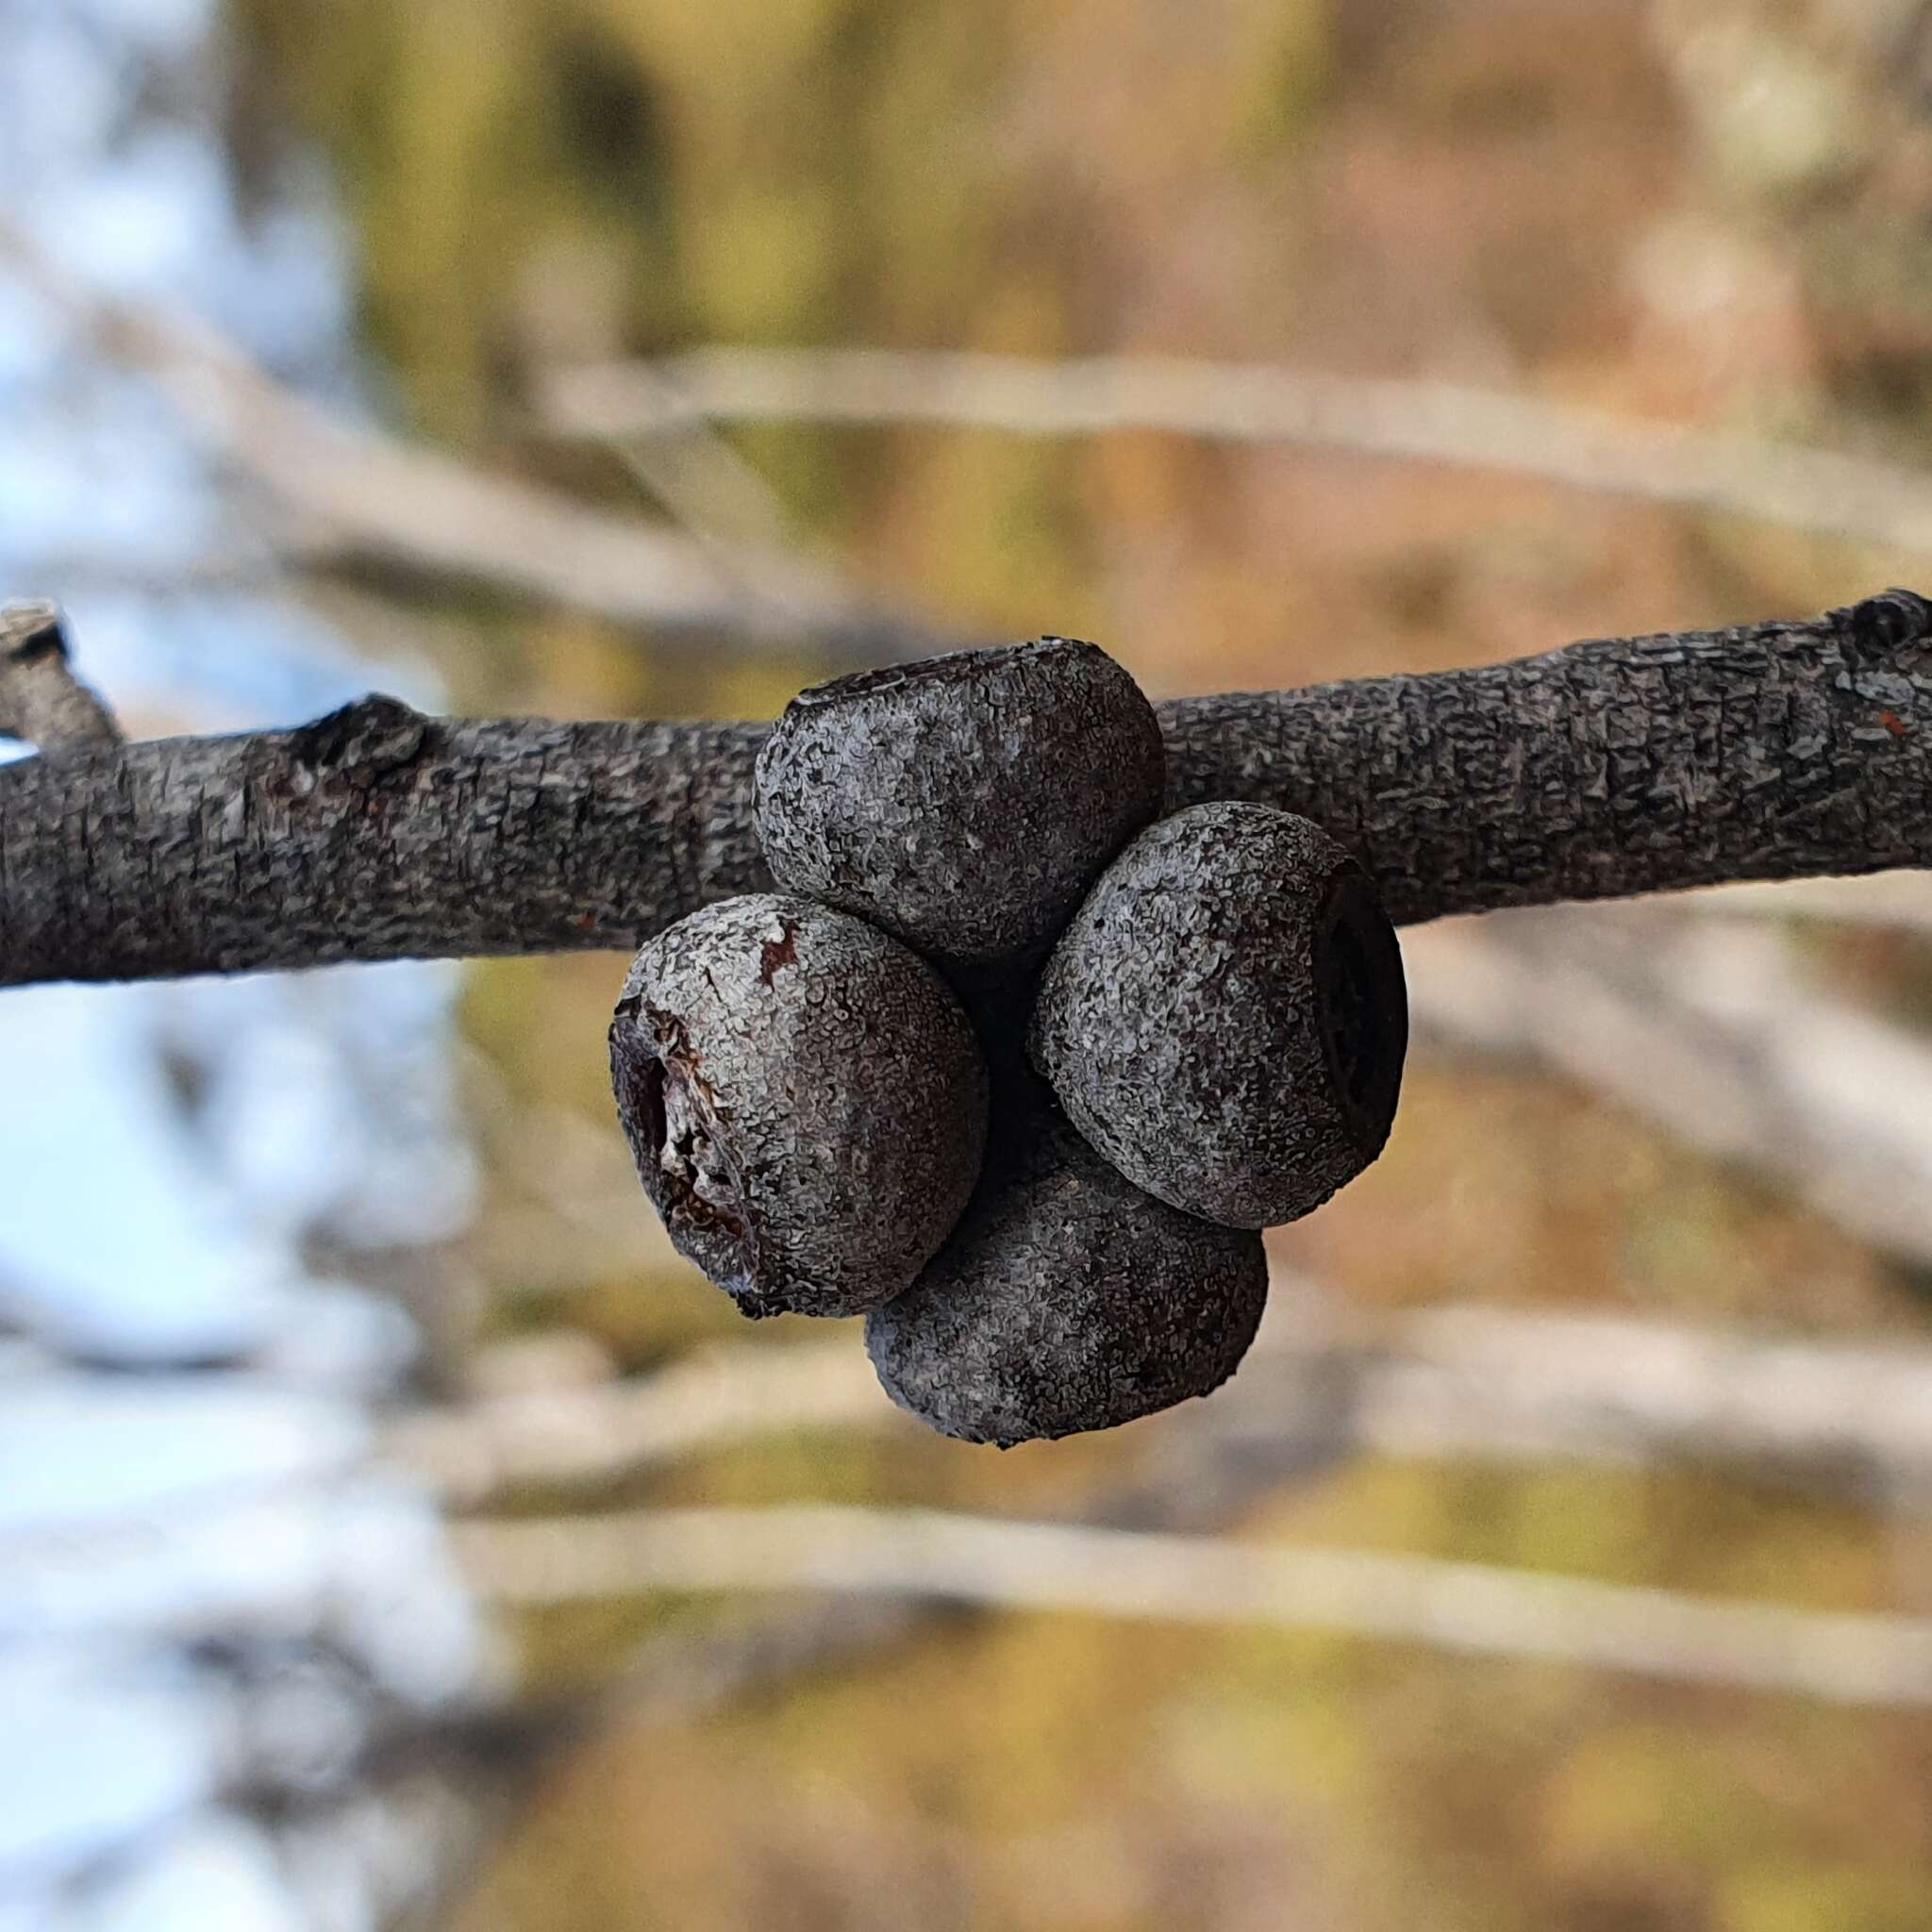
[
  {"left": 609, "top": 894, "right": 989, "bottom": 1319},
  {"left": 1029, "top": 803, "right": 1407, "bottom": 1229},
  {"left": 754, "top": 638, "right": 1166, "bottom": 968},
  {"left": 865, "top": 1088, "right": 1270, "bottom": 1444}
]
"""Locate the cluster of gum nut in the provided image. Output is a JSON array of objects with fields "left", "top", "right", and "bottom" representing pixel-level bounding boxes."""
[{"left": 610, "top": 640, "right": 1410, "bottom": 1445}]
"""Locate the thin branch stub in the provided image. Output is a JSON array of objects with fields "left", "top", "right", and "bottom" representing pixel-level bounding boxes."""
[{"left": 0, "top": 601, "right": 122, "bottom": 751}]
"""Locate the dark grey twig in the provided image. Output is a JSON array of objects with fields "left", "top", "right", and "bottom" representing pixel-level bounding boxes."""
[{"left": 3, "top": 591, "right": 1929, "bottom": 986}]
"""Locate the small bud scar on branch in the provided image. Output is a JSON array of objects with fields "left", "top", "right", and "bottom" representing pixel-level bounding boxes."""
[{"left": 3, "top": 590, "right": 1931, "bottom": 988}]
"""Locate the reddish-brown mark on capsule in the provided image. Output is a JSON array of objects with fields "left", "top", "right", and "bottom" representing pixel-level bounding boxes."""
[{"left": 759, "top": 919, "right": 799, "bottom": 986}]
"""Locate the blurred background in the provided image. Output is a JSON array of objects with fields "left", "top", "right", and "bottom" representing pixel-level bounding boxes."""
[{"left": 10, "top": 0, "right": 1932, "bottom": 1926}]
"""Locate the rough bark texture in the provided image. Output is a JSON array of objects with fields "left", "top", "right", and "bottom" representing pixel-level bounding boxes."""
[
  {"left": 4, "top": 591, "right": 1931, "bottom": 986},
  {"left": 1162, "top": 589, "right": 1932, "bottom": 926},
  {"left": 609, "top": 895, "right": 988, "bottom": 1319},
  {"left": 1030, "top": 804, "right": 1407, "bottom": 1228},
  {"left": 0, "top": 699, "right": 771, "bottom": 984},
  {"left": 864, "top": 1081, "right": 1270, "bottom": 1444},
  {"left": 755, "top": 638, "right": 1165, "bottom": 968}
]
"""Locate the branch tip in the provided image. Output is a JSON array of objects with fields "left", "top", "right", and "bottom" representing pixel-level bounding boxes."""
[
  {"left": 1841, "top": 588, "right": 1932, "bottom": 658},
  {"left": 0, "top": 600, "right": 69, "bottom": 667},
  {"left": 0, "top": 600, "right": 122, "bottom": 752}
]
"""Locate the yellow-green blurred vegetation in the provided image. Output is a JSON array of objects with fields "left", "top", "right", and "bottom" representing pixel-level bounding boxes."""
[{"left": 230, "top": 0, "right": 1932, "bottom": 1924}]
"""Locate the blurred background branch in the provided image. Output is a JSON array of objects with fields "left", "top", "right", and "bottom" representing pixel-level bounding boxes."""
[
  {"left": 454, "top": 1503, "right": 1932, "bottom": 1710},
  {"left": 1408, "top": 905, "right": 1932, "bottom": 1268},
  {"left": 0, "top": 219, "right": 953, "bottom": 663},
  {"left": 543, "top": 346, "right": 1932, "bottom": 560},
  {"left": 390, "top": 1302, "right": 1932, "bottom": 1513}
]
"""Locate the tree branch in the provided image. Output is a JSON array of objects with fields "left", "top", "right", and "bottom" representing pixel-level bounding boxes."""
[
  {"left": 386, "top": 1304, "right": 1932, "bottom": 1513},
  {"left": 0, "top": 220, "right": 951, "bottom": 661},
  {"left": 453, "top": 1502, "right": 1932, "bottom": 1709},
  {"left": 4, "top": 591, "right": 1931, "bottom": 985},
  {"left": 0, "top": 603, "right": 121, "bottom": 751},
  {"left": 0, "top": 701, "right": 771, "bottom": 983},
  {"left": 544, "top": 346, "right": 1932, "bottom": 557},
  {"left": 1165, "top": 587, "right": 1932, "bottom": 925}
]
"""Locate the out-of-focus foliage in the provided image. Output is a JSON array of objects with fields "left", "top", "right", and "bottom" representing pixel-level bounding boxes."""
[{"left": 230, "top": 1, "right": 1932, "bottom": 1926}]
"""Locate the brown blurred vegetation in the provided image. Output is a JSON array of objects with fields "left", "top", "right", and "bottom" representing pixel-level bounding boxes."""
[{"left": 231, "top": 0, "right": 1932, "bottom": 1926}]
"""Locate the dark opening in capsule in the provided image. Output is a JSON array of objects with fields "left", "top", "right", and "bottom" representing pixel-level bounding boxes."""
[{"left": 1315, "top": 871, "right": 1408, "bottom": 1154}]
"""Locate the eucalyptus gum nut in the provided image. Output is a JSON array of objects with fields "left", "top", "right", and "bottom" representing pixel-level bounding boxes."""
[
  {"left": 1028, "top": 803, "right": 1408, "bottom": 1230},
  {"left": 753, "top": 638, "right": 1166, "bottom": 968},
  {"left": 609, "top": 894, "right": 989, "bottom": 1319},
  {"left": 864, "top": 1085, "right": 1270, "bottom": 1445}
]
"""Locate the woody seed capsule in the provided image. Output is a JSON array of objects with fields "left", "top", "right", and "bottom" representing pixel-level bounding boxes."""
[{"left": 610, "top": 893, "right": 989, "bottom": 1318}]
